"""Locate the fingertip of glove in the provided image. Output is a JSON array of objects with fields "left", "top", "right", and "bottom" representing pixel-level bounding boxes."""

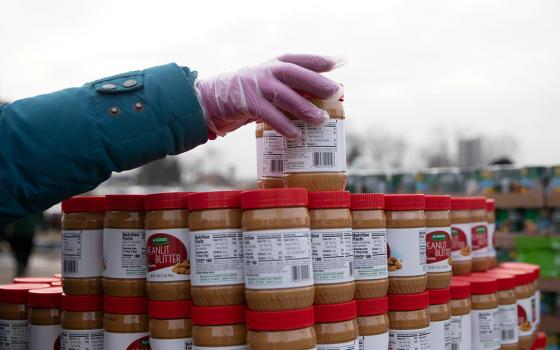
[{"left": 309, "top": 110, "right": 330, "bottom": 127}]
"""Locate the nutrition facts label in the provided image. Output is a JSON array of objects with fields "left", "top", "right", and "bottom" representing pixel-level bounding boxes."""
[
  {"left": 358, "top": 333, "right": 389, "bottom": 349},
  {"left": 471, "top": 308, "right": 500, "bottom": 350},
  {"left": 103, "top": 228, "right": 146, "bottom": 278},
  {"left": 389, "top": 327, "right": 431, "bottom": 350},
  {"left": 352, "top": 228, "right": 388, "bottom": 280},
  {"left": 60, "top": 329, "right": 103, "bottom": 350},
  {"left": 317, "top": 339, "right": 358, "bottom": 350},
  {"left": 150, "top": 337, "right": 192, "bottom": 349},
  {"left": 498, "top": 304, "right": 518, "bottom": 344},
  {"left": 451, "top": 314, "right": 471, "bottom": 350},
  {"left": 311, "top": 228, "right": 354, "bottom": 284},
  {"left": 0, "top": 319, "right": 27, "bottom": 349},
  {"left": 262, "top": 129, "right": 284, "bottom": 177},
  {"left": 62, "top": 229, "right": 103, "bottom": 277}
]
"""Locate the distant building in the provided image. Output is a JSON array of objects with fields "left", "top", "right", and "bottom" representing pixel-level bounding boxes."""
[{"left": 458, "top": 138, "right": 482, "bottom": 168}]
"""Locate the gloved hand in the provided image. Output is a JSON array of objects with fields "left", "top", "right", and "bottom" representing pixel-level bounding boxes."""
[{"left": 194, "top": 54, "right": 343, "bottom": 139}]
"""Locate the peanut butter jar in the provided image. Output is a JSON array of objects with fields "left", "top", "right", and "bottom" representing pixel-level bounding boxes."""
[
  {"left": 308, "top": 191, "right": 354, "bottom": 304},
  {"left": 425, "top": 195, "right": 452, "bottom": 290},
  {"left": 149, "top": 300, "right": 192, "bottom": 349},
  {"left": 61, "top": 196, "right": 105, "bottom": 296},
  {"left": 470, "top": 197, "right": 490, "bottom": 272},
  {"left": 486, "top": 199, "right": 497, "bottom": 268},
  {"left": 256, "top": 121, "right": 264, "bottom": 188},
  {"left": 283, "top": 99, "right": 347, "bottom": 192},
  {"left": 246, "top": 306, "right": 316, "bottom": 350},
  {"left": 388, "top": 291, "right": 430, "bottom": 349},
  {"left": 241, "top": 188, "right": 314, "bottom": 311},
  {"left": 450, "top": 198, "right": 472, "bottom": 276},
  {"left": 532, "top": 332, "right": 546, "bottom": 350},
  {"left": 145, "top": 192, "right": 191, "bottom": 301},
  {"left": 384, "top": 194, "right": 427, "bottom": 294},
  {"left": 314, "top": 301, "right": 359, "bottom": 349},
  {"left": 350, "top": 194, "right": 388, "bottom": 299},
  {"left": 188, "top": 191, "right": 245, "bottom": 306},
  {"left": 450, "top": 280, "right": 472, "bottom": 350},
  {"left": 356, "top": 297, "right": 389, "bottom": 349},
  {"left": 191, "top": 305, "right": 247, "bottom": 349},
  {"left": 500, "top": 262, "right": 541, "bottom": 330},
  {"left": 103, "top": 194, "right": 147, "bottom": 297},
  {"left": 28, "top": 287, "right": 62, "bottom": 350},
  {"left": 0, "top": 283, "right": 50, "bottom": 349},
  {"left": 260, "top": 123, "right": 285, "bottom": 189},
  {"left": 428, "top": 288, "right": 452, "bottom": 350},
  {"left": 60, "top": 294, "right": 104, "bottom": 350},
  {"left": 103, "top": 296, "right": 150, "bottom": 349}
]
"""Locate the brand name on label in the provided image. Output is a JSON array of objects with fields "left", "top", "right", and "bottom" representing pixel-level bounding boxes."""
[
  {"left": 427, "top": 230, "right": 451, "bottom": 264},
  {"left": 151, "top": 236, "right": 169, "bottom": 245}
]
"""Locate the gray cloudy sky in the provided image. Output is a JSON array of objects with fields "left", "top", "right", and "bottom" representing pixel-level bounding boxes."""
[{"left": 1, "top": 0, "right": 559, "bottom": 178}]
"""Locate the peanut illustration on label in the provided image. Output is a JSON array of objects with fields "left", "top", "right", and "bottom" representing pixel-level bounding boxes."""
[
  {"left": 387, "top": 256, "right": 402, "bottom": 271},
  {"left": 459, "top": 246, "right": 471, "bottom": 256},
  {"left": 171, "top": 260, "right": 190, "bottom": 275},
  {"left": 519, "top": 321, "right": 532, "bottom": 332}
]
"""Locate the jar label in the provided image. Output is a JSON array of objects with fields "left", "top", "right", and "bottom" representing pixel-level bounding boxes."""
[
  {"left": 451, "top": 314, "right": 471, "bottom": 350},
  {"left": 429, "top": 319, "right": 451, "bottom": 350},
  {"left": 352, "top": 228, "right": 388, "bottom": 280},
  {"left": 426, "top": 226, "right": 452, "bottom": 273},
  {"left": 471, "top": 308, "right": 500, "bottom": 350},
  {"left": 284, "top": 119, "right": 346, "bottom": 173},
  {"left": 62, "top": 229, "right": 103, "bottom": 278},
  {"left": 243, "top": 228, "right": 313, "bottom": 289},
  {"left": 386, "top": 227, "right": 427, "bottom": 277},
  {"left": 535, "top": 290, "right": 541, "bottom": 326},
  {"left": 256, "top": 134, "right": 263, "bottom": 180},
  {"left": 498, "top": 303, "right": 519, "bottom": 345},
  {"left": 0, "top": 319, "right": 27, "bottom": 349},
  {"left": 487, "top": 223, "right": 496, "bottom": 258},
  {"left": 262, "top": 129, "right": 284, "bottom": 178},
  {"left": 146, "top": 228, "right": 190, "bottom": 282},
  {"left": 193, "top": 346, "right": 248, "bottom": 350},
  {"left": 471, "top": 222, "right": 488, "bottom": 259},
  {"left": 150, "top": 337, "right": 192, "bottom": 349},
  {"left": 517, "top": 296, "right": 533, "bottom": 337},
  {"left": 60, "top": 328, "right": 104, "bottom": 350},
  {"left": 317, "top": 339, "right": 358, "bottom": 350},
  {"left": 450, "top": 223, "right": 472, "bottom": 262},
  {"left": 104, "top": 332, "right": 149, "bottom": 350},
  {"left": 191, "top": 229, "right": 244, "bottom": 286},
  {"left": 358, "top": 332, "right": 389, "bottom": 349},
  {"left": 389, "top": 327, "right": 430, "bottom": 350},
  {"left": 103, "top": 228, "right": 146, "bottom": 278},
  {"left": 30, "top": 324, "right": 60, "bottom": 350},
  {"left": 311, "top": 228, "right": 354, "bottom": 284}
]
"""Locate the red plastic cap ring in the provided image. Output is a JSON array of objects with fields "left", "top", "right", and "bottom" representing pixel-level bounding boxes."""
[
  {"left": 494, "top": 268, "right": 534, "bottom": 286},
  {"left": 105, "top": 194, "right": 145, "bottom": 211},
  {"left": 188, "top": 191, "right": 242, "bottom": 211},
  {"left": 62, "top": 196, "right": 105, "bottom": 213},
  {"left": 13, "top": 277, "right": 59, "bottom": 284},
  {"left": 384, "top": 194, "right": 425, "bottom": 211},
  {"left": 148, "top": 300, "right": 192, "bottom": 319},
  {"left": 61, "top": 294, "right": 103, "bottom": 312},
  {"left": 308, "top": 191, "right": 350, "bottom": 209},
  {"left": 450, "top": 280, "right": 471, "bottom": 299},
  {"left": 356, "top": 296, "right": 388, "bottom": 316},
  {"left": 0, "top": 283, "right": 51, "bottom": 304},
  {"left": 104, "top": 296, "right": 148, "bottom": 314},
  {"left": 486, "top": 199, "right": 495, "bottom": 212},
  {"left": 429, "top": 288, "right": 451, "bottom": 305},
  {"left": 145, "top": 192, "right": 191, "bottom": 210},
  {"left": 388, "top": 292, "right": 429, "bottom": 311},
  {"left": 532, "top": 331, "right": 546, "bottom": 348},
  {"left": 350, "top": 193, "right": 384, "bottom": 210},
  {"left": 314, "top": 301, "right": 357, "bottom": 323},
  {"left": 500, "top": 262, "right": 541, "bottom": 279},
  {"left": 192, "top": 305, "right": 246, "bottom": 325},
  {"left": 425, "top": 195, "right": 451, "bottom": 211},
  {"left": 454, "top": 276, "right": 497, "bottom": 294},
  {"left": 241, "top": 188, "right": 308, "bottom": 209},
  {"left": 28, "top": 287, "right": 62, "bottom": 308},
  {"left": 470, "top": 197, "right": 487, "bottom": 210},
  {"left": 473, "top": 272, "right": 516, "bottom": 291},
  {"left": 450, "top": 197, "right": 470, "bottom": 211},
  {"left": 246, "top": 306, "right": 314, "bottom": 331}
]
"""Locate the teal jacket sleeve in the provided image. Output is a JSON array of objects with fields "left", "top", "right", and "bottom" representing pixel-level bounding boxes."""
[{"left": 0, "top": 63, "right": 208, "bottom": 226}]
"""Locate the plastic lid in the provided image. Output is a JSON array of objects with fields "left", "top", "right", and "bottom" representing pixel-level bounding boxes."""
[
  {"left": 144, "top": 192, "right": 191, "bottom": 210},
  {"left": 350, "top": 193, "right": 384, "bottom": 210},
  {"left": 454, "top": 276, "right": 497, "bottom": 294},
  {"left": 28, "top": 287, "right": 62, "bottom": 308},
  {"left": 246, "top": 306, "right": 314, "bottom": 331},
  {"left": 450, "top": 197, "right": 470, "bottom": 211},
  {"left": 61, "top": 196, "right": 105, "bottom": 213},
  {"left": 51, "top": 280, "right": 61, "bottom": 287},
  {"left": 192, "top": 305, "right": 246, "bottom": 325},
  {"left": 388, "top": 292, "right": 429, "bottom": 311},
  {"left": 308, "top": 191, "right": 350, "bottom": 209},
  {"left": 104, "top": 296, "right": 148, "bottom": 314},
  {"left": 241, "top": 188, "right": 308, "bottom": 209},
  {"left": 500, "top": 262, "right": 541, "bottom": 279},
  {"left": 450, "top": 280, "right": 471, "bottom": 299},
  {"left": 62, "top": 294, "right": 103, "bottom": 311},
  {"left": 384, "top": 194, "right": 425, "bottom": 211},
  {"left": 532, "top": 331, "right": 546, "bottom": 348},
  {"left": 425, "top": 195, "right": 451, "bottom": 211},
  {"left": 53, "top": 273, "right": 62, "bottom": 279},
  {"left": 473, "top": 271, "right": 516, "bottom": 291},
  {"left": 429, "top": 288, "right": 451, "bottom": 305},
  {"left": 188, "top": 190, "right": 242, "bottom": 211},
  {"left": 0, "top": 284, "right": 51, "bottom": 304},
  {"left": 486, "top": 199, "right": 496, "bottom": 212},
  {"left": 494, "top": 268, "right": 534, "bottom": 286},
  {"left": 356, "top": 296, "right": 388, "bottom": 316},
  {"left": 148, "top": 300, "right": 192, "bottom": 319},
  {"left": 105, "top": 194, "right": 145, "bottom": 211},
  {"left": 314, "top": 301, "right": 356, "bottom": 323},
  {"left": 470, "top": 197, "right": 487, "bottom": 210},
  {"left": 13, "top": 276, "right": 59, "bottom": 284}
]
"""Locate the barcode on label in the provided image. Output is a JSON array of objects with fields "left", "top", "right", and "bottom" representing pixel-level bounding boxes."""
[
  {"left": 63, "top": 260, "right": 78, "bottom": 273},
  {"left": 270, "top": 159, "right": 283, "bottom": 172},
  {"left": 451, "top": 344, "right": 458, "bottom": 350},
  {"left": 313, "top": 152, "right": 335, "bottom": 167},
  {"left": 502, "top": 329, "right": 515, "bottom": 340},
  {"left": 349, "top": 261, "right": 353, "bottom": 276},
  {"left": 291, "top": 265, "right": 310, "bottom": 282}
]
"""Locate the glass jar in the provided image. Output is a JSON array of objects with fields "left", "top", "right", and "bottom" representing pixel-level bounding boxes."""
[
  {"left": 28, "top": 287, "right": 62, "bottom": 350},
  {"left": 470, "top": 197, "right": 490, "bottom": 272},
  {"left": 450, "top": 280, "right": 472, "bottom": 350},
  {"left": 260, "top": 123, "right": 285, "bottom": 189},
  {"left": 191, "top": 305, "right": 247, "bottom": 349},
  {"left": 486, "top": 199, "right": 497, "bottom": 268},
  {"left": 314, "top": 301, "right": 359, "bottom": 349},
  {"left": 149, "top": 300, "right": 192, "bottom": 350},
  {"left": 428, "top": 288, "right": 452, "bottom": 350},
  {"left": 103, "top": 296, "right": 149, "bottom": 349},
  {"left": 425, "top": 195, "right": 452, "bottom": 290},
  {"left": 388, "top": 292, "right": 430, "bottom": 349},
  {"left": 356, "top": 297, "right": 389, "bottom": 349},
  {"left": 450, "top": 198, "right": 472, "bottom": 275},
  {"left": 60, "top": 294, "right": 104, "bottom": 350}
]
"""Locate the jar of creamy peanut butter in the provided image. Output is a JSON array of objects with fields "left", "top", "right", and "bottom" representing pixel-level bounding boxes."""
[
  {"left": 103, "top": 194, "right": 146, "bottom": 297},
  {"left": 256, "top": 122, "right": 264, "bottom": 188},
  {"left": 486, "top": 199, "right": 497, "bottom": 268},
  {"left": 60, "top": 294, "right": 104, "bottom": 350},
  {"left": 149, "top": 300, "right": 192, "bottom": 350},
  {"left": 314, "top": 301, "right": 359, "bottom": 349},
  {"left": 450, "top": 198, "right": 472, "bottom": 275},
  {"left": 191, "top": 305, "right": 247, "bottom": 349},
  {"left": 28, "top": 287, "right": 62, "bottom": 350},
  {"left": 470, "top": 197, "right": 490, "bottom": 272},
  {"left": 500, "top": 262, "right": 540, "bottom": 331},
  {"left": 241, "top": 188, "right": 314, "bottom": 311},
  {"left": 309, "top": 191, "right": 354, "bottom": 304},
  {"left": 425, "top": 195, "right": 452, "bottom": 290},
  {"left": 450, "top": 280, "right": 471, "bottom": 350},
  {"left": 532, "top": 332, "right": 546, "bottom": 350},
  {"left": 356, "top": 296, "right": 389, "bottom": 349},
  {"left": 283, "top": 99, "right": 347, "bottom": 192},
  {"left": 350, "top": 193, "right": 388, "bottom": 299},
  {"left": 61, "top": 196, "right": 105, "bottom": 296},
  {"left": 246, "top": 306, "right": 316, "bottom": 350},
  {"left": 145, "top": 192, "right": 191, "bottom": 301},
  {"left": 260, "top": 123, "right": 285, "bottom": 189},
  {"left": 103, "top": 296, "right": 150, "bottom": 349},
  {"left": 385, "top": 194, "right": 427, "bottom": 294},
  {"left": 428, "top": 288, "right": 452, "bottom": 350},
  {"left": 388, "top": 291, "right": 430, "bottom": 349},
  {"left": 188, "top": 190, "right": 244, "bottom": 306}
]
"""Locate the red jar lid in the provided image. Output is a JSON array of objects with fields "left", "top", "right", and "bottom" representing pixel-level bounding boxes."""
[
  {"left": 241, "top": 188, "right": 308, "bottom": 209},
  {"left": 62, "top": 196, "right": 105, "bottom": 213},
  {"left": 0, "top": 284, "right": 51, "bottom": 304},
  {"left": 148, "top": 300, "right": 191, "bottom": 319},
  {"left": 486, "top": 199, "right": 495, "bottom": 212},
  {"left": 51, "top": 280, "right": 62, "bottom": 287},
  {"left": 532, "top": 331, "right": 546, "bottom": 348},
  {"left": 349, "top": 193, "right": 384, "bottom": 210},
  {"left": 473, "top": 271, "right": 516, "bottom": 291},
  {"left": 494, "top": 268, "right": 534, "bottom": 286},
  {"left": 13, "top": 276, "right": 59, "bottom": 284},
  {"left": 425, "top": 195, "right": 451, "bottom": 211},
  {"left": 188, "top": 190, "right": 242, "bottom": 211},
  {"left": 104, "top": 296, "right": 148, "bottom": 314},
  {"left": 500, "top": 262, "right": 541, "bottom": 279},
  {"left": 470, "top": 197, "right": 487, "bottom": 210},
  {"left": 192, "top": 305, "right": 246, "bottom": 325},
  {"left": 356, "top": 296, "right": 388, "bottom": 316},
  {"left": 308, "top": 191, "right": 350, "bottom": 209},
  {"left": 384, "top": 194, "right": 425, "bottom": 211},
  {"left": 53, "top": 273, "right": 62, "bottom": 279},
  {"left": 62, "top": 294, "right": 103, "bottom": 312},
  {"left": 145, "top": 192, "right": 191, "bottom": 210},
  {"left": 454, "top": 276, "right": 497, "bottom": 294},
  {"left": 450, "top": 197, "right": 470, "bottom": 211},
  {"left": 314, "top": 300, "right": 356, "bottom": 323},
  {"left": 388, "top": 292, "right": 429, "bottom": 311},
  {"left": 429, "top": 288, "right": 451, "bottom": 305},
  {"left": 246, "top": 306, "right": 314, "bottom": 331},
  {"left": 28, "top": 287, "right": 62, "bottom": 308},
  {"left": 450, "top": 280, "right": 471, "bottom": 299},
  {"left": 105, "top": 194, "right": 145, "bottom": 211}
]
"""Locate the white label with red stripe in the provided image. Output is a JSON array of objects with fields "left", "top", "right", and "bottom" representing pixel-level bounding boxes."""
[
  {"left": 426, "top": 226, "right": 452, "bottom": 273},
  {"left": 471, "top": 221, "right": 488, "bottom": 259},
  {"left": 451, "top": 223, "right": 472, "bottom": 262},
  {"left": 487, "top": 223, "right": 496, "bottom": 258},
  {"left": 104, "top": 331, "right": 149, "bottom": 349},
  {"left": 146, "top": 228, "right": 190, "bottom": 282}
]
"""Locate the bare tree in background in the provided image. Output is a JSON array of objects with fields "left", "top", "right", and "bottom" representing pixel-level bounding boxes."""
[
  {"left": 137, "top": 157, "right": 182, "bottom": 186},
  {"left": 363, "top": 126, "right": 408, "bottom": 170},
  {"left": 346, "top": 131, "right": 364, "bottom": 168},
  {"left": 481, "top": 133, "right": 519, "bottom": 165},
  {"left": 421, "top": 127, "right": 455, "bottom": 168}
]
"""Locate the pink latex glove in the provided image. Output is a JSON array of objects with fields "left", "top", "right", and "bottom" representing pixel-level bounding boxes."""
[{"left": 194, "top": 54, "right": 343, "bottom": 139}]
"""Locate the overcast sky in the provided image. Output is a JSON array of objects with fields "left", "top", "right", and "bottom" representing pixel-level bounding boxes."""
[{"left": 1, "top": 0, "right": 559, "bottom": 178}]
